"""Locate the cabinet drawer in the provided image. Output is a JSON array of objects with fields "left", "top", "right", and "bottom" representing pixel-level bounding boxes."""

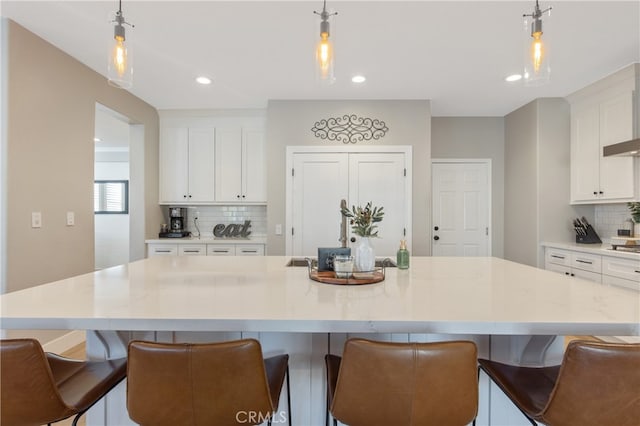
[
  {"left": 570, "top": 252, "right": 601, "bottom": 273},
  {"left": 207, "top": 245, "right": 236, "bottom": 256},
  {"left": 236, "top": 245, "right": 265, "bottom": 256},
  {"left": 546, "top": 262, "right": 571, "bottom": 276},
  {"left": 545, "top": 249, "right": 571, "bottom": 267},
  {"left": 572, "top": 268, "right": 602, "bottom": 284},
  {"left": 602, "top": 274, "right": 640, "bottom": 291},
  {"left": 179, "top": 245, "right": 206, "bottom": 256},
  {"left": 148, "top": 244, "right": 178, "bottom": 256},
  {"left": 602, "top": 256, "right": 640, "bottom": 282}
]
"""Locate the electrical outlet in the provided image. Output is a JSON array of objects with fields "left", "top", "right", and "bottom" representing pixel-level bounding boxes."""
[
  {"left": 66, "top": 211, "right": 75, "bottom": 226},
  {"left": 275, "top": 224, "right": 282, "bottom": 235},
  {"left": 31, "top": 212, "right": 42, "bottom": 228}
]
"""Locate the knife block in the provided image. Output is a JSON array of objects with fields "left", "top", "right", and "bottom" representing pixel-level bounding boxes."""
[{"left": 576, "top": 225, "right": 602, "bottom": 244}]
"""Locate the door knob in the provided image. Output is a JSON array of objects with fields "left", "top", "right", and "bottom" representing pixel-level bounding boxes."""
[{"left": 434, "top": 235, "right": 440, "bottom": 241}]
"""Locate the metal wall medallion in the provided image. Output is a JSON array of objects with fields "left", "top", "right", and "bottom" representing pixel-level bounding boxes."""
[{"left": 311, "top": 114, "right": 388, "bottom": 143}]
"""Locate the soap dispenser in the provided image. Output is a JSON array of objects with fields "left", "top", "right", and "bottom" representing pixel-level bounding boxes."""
[{"left": 397, "top": 240, "right": 409, "bottom": 269}]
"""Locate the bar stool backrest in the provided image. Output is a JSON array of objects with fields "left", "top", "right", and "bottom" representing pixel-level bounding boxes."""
[
  {"left": 331, "top": 339, "right": 478, "bottom": 426},
  {"left": 542, "top": 341, "right": 640, "bottom": 425},
  {"left": 1, "top": 338, "right": 75, "bottom": 426},
  {"left": 127, "top": 339, "right": 276, "bottom": 426}
]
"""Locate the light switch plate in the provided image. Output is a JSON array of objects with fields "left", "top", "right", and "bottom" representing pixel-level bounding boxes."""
[
  {"left": 31, "top": 212, "right": 42, "bottom": 228},
  {"left": 66, "top": 211, "right": 75, "bottom": 226},
  {"left": 275, "top": 224, "right": 282, "bottom": 235}
]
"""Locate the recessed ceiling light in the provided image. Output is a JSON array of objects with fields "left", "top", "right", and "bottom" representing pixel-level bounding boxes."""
[
  {"left": 351, "top": 75, "right": 366, "bottom": 84},
  {"left": 505, "top": 74, "right": 522, "bottom": 82},
  {"left": 196, "top": 76, "right": 212, "bottom": 85},
  {"left": 94, "top": 137, "right": 101, "bottom": 142}
]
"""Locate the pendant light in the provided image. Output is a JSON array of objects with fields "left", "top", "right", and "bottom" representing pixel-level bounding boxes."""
[
  {"left": 313, "top": 0, "right": 337, "bottom": 85},
  {"left": 523, "top": 0, "right": 552, "bottom": 86},
  {"left": 108, "top": 0, "right": 134, "bottom": 89}
]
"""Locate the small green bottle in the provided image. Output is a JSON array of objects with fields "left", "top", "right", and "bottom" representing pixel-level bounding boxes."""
[{"left": 396, "top": 240, "right": 409, "bottom": 269}]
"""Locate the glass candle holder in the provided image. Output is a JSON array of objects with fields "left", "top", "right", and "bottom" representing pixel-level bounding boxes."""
[{"left": 333, "top": 255, "right": 354, "bottom": 278}]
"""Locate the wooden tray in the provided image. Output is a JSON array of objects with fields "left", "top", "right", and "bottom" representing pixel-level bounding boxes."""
[{"left": 305, "top": 258, "right": 386, "bottom": 285}]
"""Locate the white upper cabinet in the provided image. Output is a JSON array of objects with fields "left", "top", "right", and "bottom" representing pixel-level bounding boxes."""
[
  {"left": 159, "top": 112, "right": 266, "bottom": 205},
  {"left": 159, "top": 127, "right": 215, "bottom": 204},
  {"left": 215, "top": 127, "right": 266, "bottom": 203},
  {"left": 569, "top": 65, "right": 639, "bottom": 204}
]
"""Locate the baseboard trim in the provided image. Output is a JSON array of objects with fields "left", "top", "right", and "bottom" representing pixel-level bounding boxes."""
[{"left": 42, "top": 330, "right": 86, "bottom": 353}]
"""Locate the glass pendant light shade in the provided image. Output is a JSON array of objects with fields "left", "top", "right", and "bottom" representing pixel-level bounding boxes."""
[
  {"left": 314, "top": 1, "right": 336, "bottom": 85},
  {"left": 107, "top": 4, "right": 133, "bottom": 89},
  {"left": 523, "top": 1, "right": 551, "bottom": 86}
]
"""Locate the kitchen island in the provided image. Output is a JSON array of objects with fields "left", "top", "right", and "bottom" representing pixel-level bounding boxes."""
[{"left": 1, "top": 256, "right": 638, "bottom": 425}]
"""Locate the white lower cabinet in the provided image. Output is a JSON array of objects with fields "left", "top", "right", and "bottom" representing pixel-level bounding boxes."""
[
  {"left": 207, "top": 245, "right": 236, "bottom": 256},
  {"left": 148, "top": 244, "right": 179, "bottom": 256},
  {"left": 236, "top": 244, "right": 265, "bottom": 256},
  {"left": 602, "top": 256, "right": 640, "bottom": 291},
  {"left": 148, "top": 242, "right": 265, "bottom": 257},
  {"left": 179, "top": 245, "right": 206, "bottom": 256},
  {"left": 545, "top": 246, "right": 639, "bottom": 290},
  {"left": 544, "top": 248, "right": 602, "bottom": 283}
]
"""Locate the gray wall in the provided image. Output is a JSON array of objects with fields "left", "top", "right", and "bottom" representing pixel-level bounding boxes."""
[
  {"left": 504, "top": 98, "right": 592, "bottom": 267},
  {"left": 266, "top": 100, "right": 431, "bottom": 255},
  {"left": 431, "top": 117, "right": 505, "bottom": 258},
  {"left": 3, "top": 20, "right": 161, "bottom": 342}
]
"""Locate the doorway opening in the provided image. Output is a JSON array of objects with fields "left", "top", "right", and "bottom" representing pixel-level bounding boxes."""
[{"left": 94, "top": 103, "right": 144, "bottom": 269}]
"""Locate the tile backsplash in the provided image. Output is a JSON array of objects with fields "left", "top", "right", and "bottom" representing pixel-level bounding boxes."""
[
  {"left": 594, "top": 203, "right": 634, "bottom": 242},
  {"left": 167, "top": 205, "right": 267, "bottom": 238}
]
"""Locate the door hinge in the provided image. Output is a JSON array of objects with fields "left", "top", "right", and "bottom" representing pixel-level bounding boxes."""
[
  {"left": 403, "top": 168, "right": 407, "bottom": 177},
  {"left": 486, "top": 227, "right": 489, "bottom": 236},
  {"left": 292, "top": 227, "right": 294, "bottom": 236},
  {"left": 403, "top": 228, "right": 406, "bottom": 236},
  {"left": 292, "top": 168, "right": 295, "bottom": 177}
]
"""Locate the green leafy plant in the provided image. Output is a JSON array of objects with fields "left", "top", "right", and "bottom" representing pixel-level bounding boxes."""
[
  {"left": 341, "top": 201, "right": 384, "bottom": 237},
  {"left": 628, "top": 202, "right": 640, "bottom": 223}
]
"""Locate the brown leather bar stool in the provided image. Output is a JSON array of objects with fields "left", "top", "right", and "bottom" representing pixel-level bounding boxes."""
[
  {"left": 478, "top": 340, "right": 640, "bottom": 426},
  {"left": 325, "top": 338, "right": 478, "bottom": 426},
  {"left": 127, "top": 338, "right": 291, "bottom": 426},
  {"left": 0, "top": 338, "right": 127, "bottom": 426}
]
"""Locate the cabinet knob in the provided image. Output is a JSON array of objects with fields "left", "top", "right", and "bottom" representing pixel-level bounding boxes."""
[
  {"left": 188, "top": 195, "right": 192, "bottom": 198},
  {"left": 599, "top": 191, "right": 603, "bottom": 195},
  {"left": 434, "top": 226, "right": 439, "bottom": 231},
  {"left": 433, "top": 235, "right": 440, "bottom": 241},
  {"left": 242, "top": 195, "right": 246, "bottom": 198},
  {"left": 183, "top": 195, "right": 187, "bottom": 198},
  {"left": 350, "top": 237, "right": 356, "bottom": 243},
  {"left": 593, "top": 191, "right": 598, "bottom": 195}
]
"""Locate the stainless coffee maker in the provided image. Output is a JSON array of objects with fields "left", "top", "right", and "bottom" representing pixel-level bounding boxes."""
[{"left": 159, "top": 207, "right": 190, "bottom": 238}]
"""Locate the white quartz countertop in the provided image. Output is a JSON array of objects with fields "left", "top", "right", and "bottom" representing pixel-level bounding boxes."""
[
  {"left": 542, "top": 241, "right": 640, "bottom": 261},
  {"left": 1, "top": 256, "right": 638, "bottom": 336},
  {"left": 145, "top": 237, "right": 267, "bottom": 245}
]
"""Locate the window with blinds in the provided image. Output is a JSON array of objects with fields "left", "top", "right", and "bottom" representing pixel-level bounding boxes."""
[{"left": 94, "top": 180, "right": 129, "bottom": 214}]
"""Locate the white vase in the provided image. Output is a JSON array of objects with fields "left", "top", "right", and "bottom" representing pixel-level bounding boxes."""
[{"left": 354, "top": 237, "right": 375, "bottom": 272}]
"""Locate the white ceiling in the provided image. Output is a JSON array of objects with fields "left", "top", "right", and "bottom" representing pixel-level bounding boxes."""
[{"left": 2, "top": 1, "right": 639, "bottom": 117}]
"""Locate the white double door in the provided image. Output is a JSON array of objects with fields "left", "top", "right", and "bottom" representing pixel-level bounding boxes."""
[
  {"left": 289, "top": 151, "right": 409, "bottom": 258},
  {"left": 431, "top": 160, "right": 491, "bottom": 256}
]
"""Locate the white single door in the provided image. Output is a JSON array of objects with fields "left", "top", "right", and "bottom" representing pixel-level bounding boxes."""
[
  {"left": 349, "top": 153, "right": 407, "bottom": 257},
  {"left": 432, "top": 161, "right": 490, "bottom": 256},
  {"left": 291, "top": 153, "right": 349, "bottom": 256}
]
